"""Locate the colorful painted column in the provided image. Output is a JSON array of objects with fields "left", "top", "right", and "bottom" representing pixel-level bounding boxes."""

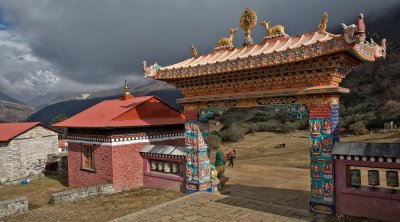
[
  {"left": 309, "top": 103, "right": 338, "bottom": 215},
  {"left": 184, "top": 106, "right": 211, "bottom": 193}
]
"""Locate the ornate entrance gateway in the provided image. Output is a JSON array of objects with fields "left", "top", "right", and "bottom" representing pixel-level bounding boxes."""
[{"left": 144, "top": 9, "right": 386, "bottom": 214}]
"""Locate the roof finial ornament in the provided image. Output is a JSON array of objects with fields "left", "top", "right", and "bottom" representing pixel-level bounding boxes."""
[
  {"left": 215, "top": 28, "right": 237, "bottom": 50},
  {"left": 121, "top": 80, "right": 134, "bottom": 100},
  {"left": 240, "top": 8, "right": 257, "bottom": 46},
  {"left": 191, "top": 44, "right": 198, "bottom": 58},
  {"left": 356, "top": 13, "right": 366, "bottom": 43},
  {"left": 124, "top": 80, "right": 131, "bottom": 96},
  {"left": 318, "top": 11, "right": 328, "bottom": 34},
  {"left": 260, "top": 20, "right": 288, "bottom": 41}
]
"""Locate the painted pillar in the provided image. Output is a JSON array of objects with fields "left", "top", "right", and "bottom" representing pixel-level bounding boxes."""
[
  {"left": 184, "top": 105, "right": 211, "bottom": 193},
  {"left": 309, "top": 100, "right": 339, "bottom": 215}
]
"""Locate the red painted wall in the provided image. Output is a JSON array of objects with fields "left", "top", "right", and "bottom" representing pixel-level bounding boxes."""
[
  {"left": 68, "top": 142, "right": 113, "bottom": 188},
  {"left": 142, "top": 156, "right": 186, "bottom": 192},
  {"left": 335, "top": 159, "right": 400, "bottom": 222},
  {"left": 68, "top": 138, "right": 185, "bottom": 191},
  {"left": 112, "top": 143, "right": 143, "bottom": 191}
]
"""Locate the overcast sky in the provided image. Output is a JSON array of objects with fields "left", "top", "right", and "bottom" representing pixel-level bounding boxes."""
[{"left": 0, "top": 0, "right": 399, "bottom": 101}]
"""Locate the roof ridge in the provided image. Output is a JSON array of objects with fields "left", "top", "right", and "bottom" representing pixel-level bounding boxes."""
[
  {"left": 0, "top": 122, "right": 58, "bottom": 142},
  {"left": 109, "top": 96, "right": 154, "bottom": 122}
]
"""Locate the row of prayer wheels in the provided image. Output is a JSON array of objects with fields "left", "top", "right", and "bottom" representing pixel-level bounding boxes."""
[
  {"left": 150, "top": 160, "right": 181, "bottom": 174},
  {"left": 351, "top": 169, "right": 399, "bottom": 187}
]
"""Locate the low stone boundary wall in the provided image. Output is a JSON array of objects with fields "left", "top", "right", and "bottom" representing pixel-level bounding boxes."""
[
  {"left": 0, "top": 197, "right": 28, "bottom": 218},
  {"left": 49, "top": 184, "right": 113, "bottom": 205}
]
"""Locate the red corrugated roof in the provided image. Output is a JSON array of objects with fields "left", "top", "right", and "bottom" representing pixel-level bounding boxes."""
[
  {"left": 53, "top": 96, "right": 185, "bottom": 128},
  {"left": 0, "top": 122, "right": 45, "bottom": 142}
]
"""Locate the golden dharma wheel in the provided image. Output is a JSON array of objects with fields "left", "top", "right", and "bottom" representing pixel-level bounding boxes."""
[{"left": 240, "top": 8, "right": 257, "bottom": 36}]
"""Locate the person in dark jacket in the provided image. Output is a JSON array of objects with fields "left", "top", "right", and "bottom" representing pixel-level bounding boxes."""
[{"left": 227, "top": 149, "right": 236, "bottom": 167}]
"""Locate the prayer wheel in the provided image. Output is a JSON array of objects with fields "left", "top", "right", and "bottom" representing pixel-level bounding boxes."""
[
  {"left": 172, "top": 163, "right": 179, "bottom": 173},
  {"left": 164, "top": 162, "right": 171, "bottom": 173},
  {"left": 350, "top": 169, "right": 361, "bottom": 187},
  {"left": 368, "top": 170, "right": 380, "bottom": 186},
  {"left": 150, "top": 160, "right": 157, "bottom": 171},
  {"left": 386, "top": 170, "right": 399, "bottom": 188},
  {"left": 157, "top": 161, "right": 164, "bottom": 172}
]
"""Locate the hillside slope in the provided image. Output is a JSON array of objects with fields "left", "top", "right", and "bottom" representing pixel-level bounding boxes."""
[
  {"left": 340, "top": 6, "right": 400, "bottom": 132},
  {"left": 0, "top": 92, "right": 33, "bottom": 122}
]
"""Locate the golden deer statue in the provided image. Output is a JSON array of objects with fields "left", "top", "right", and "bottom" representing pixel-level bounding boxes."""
[
  {"left": 216, "top": 28, "right": 237, "bottom": 47},
  {"left": 260, "top": 21, "right": 285, "bottom": 36}
]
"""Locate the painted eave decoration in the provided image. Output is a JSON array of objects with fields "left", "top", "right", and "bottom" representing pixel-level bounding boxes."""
[{"left": 144, "top": 12, "right": 386, "bottom": 80}]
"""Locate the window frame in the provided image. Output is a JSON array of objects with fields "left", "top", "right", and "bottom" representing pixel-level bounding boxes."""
[{"left": 80, "top": 143, "right": 95, "bottom": 172}]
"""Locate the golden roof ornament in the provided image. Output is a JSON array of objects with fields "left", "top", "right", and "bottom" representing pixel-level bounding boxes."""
[
  {"left": 260, "top": 20, "right": 286, "bottom": 41},
  {"left": 215, "top": 28, "right": 237, "bottom": 49},
  {"left": 318, "top": 11, "right": 329, "bottom": 34},
  {"left": 191, "top": 44, "right": 198, "bottom": 58},
  {"left": 124, "top": 80, "right": 131, "bottom": 96},
  {"left": 240, "top": 8, "right": 257, "bottom": 46}
]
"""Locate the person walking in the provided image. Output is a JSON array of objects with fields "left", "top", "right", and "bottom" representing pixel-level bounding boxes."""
[{"left": 227, "top": 149, "right": 236, "bottom": 167}]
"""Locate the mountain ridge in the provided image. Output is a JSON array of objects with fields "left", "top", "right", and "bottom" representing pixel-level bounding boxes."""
[{"left": 0, "top": 91, "right": 33, "bottom": 122}]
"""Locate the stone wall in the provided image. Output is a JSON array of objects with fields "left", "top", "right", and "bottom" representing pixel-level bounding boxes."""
[
  {"left": 0, "top": 197, "right": 28, "bottom": 218},
  {"left": 0, "top": 125, "right": 58, "bottom": 183},
  {"left": 49, "top": 184, "right": 113, "bottom": 205},
  {"left": 0, "top": 143, "right": 8, "bottom": 184}
]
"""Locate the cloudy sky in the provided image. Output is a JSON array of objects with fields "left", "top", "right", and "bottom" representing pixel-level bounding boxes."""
[{"left": 0, "top": 0, "right": 399, "bottom": 102}]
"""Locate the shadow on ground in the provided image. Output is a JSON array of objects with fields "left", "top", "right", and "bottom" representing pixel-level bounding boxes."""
[
  {"left": 216, "top": 184, "right": 380, "bottom": 222},
  {"left": 44, "top": 173, "right": 68, "bottom": 187},
  {"left": 215, "top": 184, "right": 311, "bottom": 220},
  {"left": 222, "top": 184, "right": 309, "bottom": 210}
]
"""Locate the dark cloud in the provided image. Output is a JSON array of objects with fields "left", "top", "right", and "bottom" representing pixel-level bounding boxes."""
[{"left": 0, "top": 1, "right": 399, "bottom": 91}]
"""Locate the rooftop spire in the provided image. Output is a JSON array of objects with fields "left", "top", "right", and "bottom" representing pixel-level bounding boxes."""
[{"left": 121, "top": 80, "right": 134, "bottom": 100}]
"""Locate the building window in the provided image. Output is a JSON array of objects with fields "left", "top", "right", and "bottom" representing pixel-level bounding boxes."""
[{"left": 81, "top": 144, "right": 95, "bottom": 171}]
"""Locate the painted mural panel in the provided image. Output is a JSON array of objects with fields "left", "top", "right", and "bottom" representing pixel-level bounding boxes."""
[
  {"left": 309, "top": 105, "right": 335, "bottom": 214},
  {"left": 185, "top": 120, "right": 211, "bottom": 193},
  {"left": 263, "top": 104, "right": 309, "bottom": 120}
]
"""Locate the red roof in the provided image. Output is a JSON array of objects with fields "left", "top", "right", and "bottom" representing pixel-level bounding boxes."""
[
  {"left": 53, "top": 96, "right": 185, "bottom": 128},
  {"left": 0, "top": 122, "right": 55, "bottom": 142},
  {"left": 58, "top": 139, "right": 68, "bottom": 147}
]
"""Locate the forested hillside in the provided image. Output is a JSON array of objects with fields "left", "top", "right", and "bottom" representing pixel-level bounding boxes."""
[{"left": 340, "top": 6, "right": 400, "bottom": 133}]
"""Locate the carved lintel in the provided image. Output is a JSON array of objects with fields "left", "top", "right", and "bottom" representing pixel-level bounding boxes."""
[
  {"left": 183, "top": 103, "right": 201, "bottom": 112},
  {"left": 296, "top": 95, "right": 339, "bottom": 108}
]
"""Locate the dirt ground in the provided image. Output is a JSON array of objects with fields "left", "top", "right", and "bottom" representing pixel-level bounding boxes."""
[
  {"left": 1, "top": 131, "right": 398, "bottom": 221},
  {"left": 0, "top": 176, "right": 183, "bottom": 222},
  {"left": 211, "top": 131, "right": 400, "bottom": 211}
]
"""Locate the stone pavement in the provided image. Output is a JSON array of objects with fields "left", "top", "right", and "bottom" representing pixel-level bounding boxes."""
[{"left": 110, "top": 192, "right": 313, "bottom": 222}]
